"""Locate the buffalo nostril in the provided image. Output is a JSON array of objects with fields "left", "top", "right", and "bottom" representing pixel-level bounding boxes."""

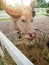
[
  {"left": 24, "top": 33, "right": 36, "bottom": 40},
  {"left": 29, "top": 33, "right": 33, "bottom": 37},
  {"left": 29, "top": 33, "right": 36, "bottom": 39}
]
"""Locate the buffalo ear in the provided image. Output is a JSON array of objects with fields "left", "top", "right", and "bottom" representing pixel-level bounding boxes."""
[
  {"left": 3, "top": 0, "right": 22, "bottom": 18},
  {"left": 32, "top": 10, "right": 35, "bottom": 17}
]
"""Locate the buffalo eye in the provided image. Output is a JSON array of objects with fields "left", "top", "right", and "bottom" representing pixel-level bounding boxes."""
[{"left": 21, "top": 19, "right": 26, "bottom": 23}]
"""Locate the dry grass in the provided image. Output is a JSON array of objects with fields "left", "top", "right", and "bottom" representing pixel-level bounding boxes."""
[
  {"left": 0, "top": 57, "right": 4, "bottom": 65},
  {"left": 2, "top": 30, "right": 49, "bottom": 65}
]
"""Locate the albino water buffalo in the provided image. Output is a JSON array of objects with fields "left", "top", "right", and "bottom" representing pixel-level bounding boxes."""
[{"left": 3, "top": 1, "right": 36, "bottom": 40}]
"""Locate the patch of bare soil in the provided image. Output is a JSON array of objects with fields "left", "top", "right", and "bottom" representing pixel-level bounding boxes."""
[{"left": 33, "top": 15, "right": 49, "bottom": 33}]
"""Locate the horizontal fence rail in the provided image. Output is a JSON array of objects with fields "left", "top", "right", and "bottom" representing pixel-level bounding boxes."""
[
  {"left": 0, "top": 8, "right": 49, "bottom": 19},
  {"left": 35, "top": 8, "right": 49, "bottom": 15},
  {"left": 0, "top": 31, "right": 34, "bottom": 65}
]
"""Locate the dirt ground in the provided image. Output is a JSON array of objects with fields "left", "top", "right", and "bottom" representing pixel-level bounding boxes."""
[
  {"left": 0, "top": 19, "right": 15, "bottom": 34},
  {"left": 33, "top": 15, "right": 49, "bottom": 33}
]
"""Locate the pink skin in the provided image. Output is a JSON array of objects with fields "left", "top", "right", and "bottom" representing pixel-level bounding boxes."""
[
  {"left": 14, "top": 14, "right": 36, "bottom": 39},
  {"left": 3, "top": 1, "right": 36, "bottom": 39}
]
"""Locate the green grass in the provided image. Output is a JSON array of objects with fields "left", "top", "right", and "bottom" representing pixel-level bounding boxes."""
[
  {"left": 36, "top": 9, "right": 49, "bottom": 16},
  {"left": 36, "top": 10, "right": 46, "bottom": 12},
  {"left": 44, "top": 14, "right": 49, "bottom": 16},
  {"left": 0, "top": 57, "right": 4, "bottom": 65},
  {"left": 36, "top": 14, "right": 49, "bottom": 16},
  {"left": 0, "top": 18, "right": 10, "bottom": 20}
]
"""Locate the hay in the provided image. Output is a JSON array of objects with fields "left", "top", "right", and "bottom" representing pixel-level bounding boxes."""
[{"left": 2, "top": 30, "right": 49, "bottom": 65}]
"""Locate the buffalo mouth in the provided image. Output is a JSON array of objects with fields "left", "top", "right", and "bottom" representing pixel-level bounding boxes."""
[
  {"left": 16, "top": 29, "right": 36, "bottom": 40},
  {"left": 24, "top": 33, "right": 36, "bottom": 40}
]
